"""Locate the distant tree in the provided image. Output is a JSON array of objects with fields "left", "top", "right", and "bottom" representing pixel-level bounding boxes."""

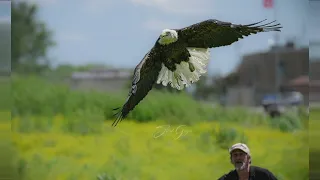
[
  {"left": 193, "top": 75, "right": 213, "bottom": 99},
  {"left": 212, "top": 71, "right": 239, "bottom": 95},
  {"left": 192, "top": 71, "right": 240, "bottom": 100},
  {"left": 0, "top": 22, "right": 10, "bottom": 75},
  {"left": 11, "top": 1, "right": 55, "bottom": 74}
]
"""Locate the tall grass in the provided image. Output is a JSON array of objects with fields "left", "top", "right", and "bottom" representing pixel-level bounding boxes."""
[
  {"left": 12, "top": 75, "right": 214, "bottom": 124},
  {"left": 11, "top": 75, "right": 307, "bottom": 132},
  {"left": 0, "top": 77, "right": 11, "bottom": 111}
]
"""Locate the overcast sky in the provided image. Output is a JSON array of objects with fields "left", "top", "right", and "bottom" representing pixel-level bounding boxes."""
[{"left": 1, "top": 0, "right": 315, "bottom": 75}]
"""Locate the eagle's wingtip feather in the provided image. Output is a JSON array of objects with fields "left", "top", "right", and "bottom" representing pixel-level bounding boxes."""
[
  {"left": 112, "top": 107, "right": 121, "bottom": 111},
  {"left": 111, "top": 108, "right": 124, "bottom": 127},
  {"left": 243, "top": 19, "right": 268, "bottom": 26},
  {"left": 245, "top": 19, "right": 282, "bottom": 32}
]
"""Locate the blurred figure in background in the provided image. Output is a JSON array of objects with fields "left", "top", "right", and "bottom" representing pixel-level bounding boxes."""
[{"left": 218, "top": 143, "right": 278, "bottom": 180}]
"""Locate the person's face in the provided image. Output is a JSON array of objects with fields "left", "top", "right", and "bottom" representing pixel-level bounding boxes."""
[{"left": 230, "top": 149, "right": 250, "bottom": 170}]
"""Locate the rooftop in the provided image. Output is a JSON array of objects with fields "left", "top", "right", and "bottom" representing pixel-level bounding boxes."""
[{"left": 71, "top": 68, "right": 132, "bottom": 80}]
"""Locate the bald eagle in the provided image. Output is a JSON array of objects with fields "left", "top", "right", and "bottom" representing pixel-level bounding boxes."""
[{"left": 112, "top": 19, "right": 282, "bottom": 127}]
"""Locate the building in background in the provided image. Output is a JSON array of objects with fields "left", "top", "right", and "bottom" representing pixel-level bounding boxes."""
[
  {"left": 310, "top": 41, "right": 320, "bottom": 62},
  {"left": 69, "top": 68, "right": 132, "bottom": 92},
  {"left": 309, "top": 41, "right": 320, "bottom": 103},
  {"left": 225, "top": 41, "right": 309, "bottom": 106}
]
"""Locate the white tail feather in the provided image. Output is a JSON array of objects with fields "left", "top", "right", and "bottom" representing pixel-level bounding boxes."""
[{"left": 156, "top": 47, "right": 210, "bottom": 90}]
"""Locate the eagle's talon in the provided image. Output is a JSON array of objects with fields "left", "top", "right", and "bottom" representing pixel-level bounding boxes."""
[{"left": 188, "top": 62, "right": 195, "bottom": 72}]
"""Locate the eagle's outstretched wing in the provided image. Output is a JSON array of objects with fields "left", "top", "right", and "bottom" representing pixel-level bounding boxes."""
[
  {"left": 112, "top": 48, "right": 163, "bottom": 127},
  {"left": 177, "top": 19, "right": 282, "bottom": 48}
]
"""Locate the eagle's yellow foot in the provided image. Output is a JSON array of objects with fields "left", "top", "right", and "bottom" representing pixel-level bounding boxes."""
[
  {"left": 174, "top": 71, "right": 182, "bottom": 86},
  {"left": 188, "top": 62, "right": 195, "bottom": 72}
]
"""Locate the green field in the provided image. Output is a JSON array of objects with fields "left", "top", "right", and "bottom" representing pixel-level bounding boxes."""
[
  {"left": 4, "top": 76, "right": 311, "bottom": 180},
  {"left": 310, "top": 108, "right": 320, "bottom": 150},
  {"left": 6, "top": 114, "right": 308, "bottom": 180},
  {"left": 309, "top": 108, "right": 320, "bottom": 179}
]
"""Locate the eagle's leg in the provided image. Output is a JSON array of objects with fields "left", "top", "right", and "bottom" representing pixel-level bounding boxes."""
[
  {"left": 163, "top": 59, "right": 177, "bottom": 71},
  {"left": 163, "top": 60, "right": 183, "bottom": 84},
  {"left": 175, "top": 50, "right": 194, "bottom": 72}
]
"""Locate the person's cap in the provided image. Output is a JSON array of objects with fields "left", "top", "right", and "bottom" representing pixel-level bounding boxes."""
[{"left": 229, "top": 143, "right": 251, "bottom": 156}]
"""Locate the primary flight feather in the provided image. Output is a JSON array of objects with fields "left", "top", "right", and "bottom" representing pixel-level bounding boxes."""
[{"left": 112, "top": 19, "right": 282, "bottom": 127}]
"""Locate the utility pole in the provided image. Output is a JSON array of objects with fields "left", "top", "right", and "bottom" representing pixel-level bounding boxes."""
[{"left": 234, "top": 41, "right": 241, "bottom": 71}]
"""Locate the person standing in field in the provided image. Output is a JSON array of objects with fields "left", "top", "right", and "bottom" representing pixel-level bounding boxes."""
[{"left": 218, "top": 143, "right": 278, "bottom": 180}]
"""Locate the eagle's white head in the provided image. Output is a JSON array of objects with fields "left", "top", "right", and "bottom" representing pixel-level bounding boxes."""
[{"left": 158, "top": 29, "right": 178, "bottom": 45}]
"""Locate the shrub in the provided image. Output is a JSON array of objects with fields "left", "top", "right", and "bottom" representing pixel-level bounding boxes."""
[
  {"left": 268, "top": 113, "right": 302, "bottom": 132},
  {"left": 212, "top": 125, "right": 248, "bottom": 149}
]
